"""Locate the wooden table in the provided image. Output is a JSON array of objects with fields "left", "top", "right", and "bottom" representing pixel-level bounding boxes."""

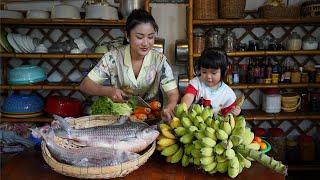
[{"left": 1, "top": 149, "right": 285, "bottom": 180}]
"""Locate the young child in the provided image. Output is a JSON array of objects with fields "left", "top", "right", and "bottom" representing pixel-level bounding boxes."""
[{"left": 181, "top": 48, "right": 241, "bottom": 116}]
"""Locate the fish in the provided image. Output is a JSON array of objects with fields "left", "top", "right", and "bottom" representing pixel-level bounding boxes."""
[
  {"left": 31, "top": 128, "right": 140, "bottom": 167},
  {"left": 53, "top": 115, "right": 159, "bottom": 153}
]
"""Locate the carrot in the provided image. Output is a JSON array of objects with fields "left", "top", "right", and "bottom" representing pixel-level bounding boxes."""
[
  {"left": 133, "top": 106, "right": 151, "bottom": 115},
  {"left": 149, "top": 100, "right": 161, "bottom": 111},
  {"left": 129, "top": 114, "right": 139, "bottom": 121},
  {"left": 134, "top": 113, "right": 148, "bottom": 121}
]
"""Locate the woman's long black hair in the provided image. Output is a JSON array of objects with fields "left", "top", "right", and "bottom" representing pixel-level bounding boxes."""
[{"left": 123, "top": 9, "right": 159, "bottom": 45}]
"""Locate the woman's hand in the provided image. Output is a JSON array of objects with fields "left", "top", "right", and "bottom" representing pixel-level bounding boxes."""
[
  {"left": 230, "top": 106, "right": 241, "bottom": 116},
  {"left": 161, "top": 104, "right": 175, "bottom": 122},
  {"left": 109, "top": 87, "right": 127, "bottom": 103}
]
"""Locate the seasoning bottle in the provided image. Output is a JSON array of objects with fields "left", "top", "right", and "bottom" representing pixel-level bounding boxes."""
[
  {"left": 268, "top": 128, "right": 286, "bottom": 161},
  {"left": 298, "top": 135, "right": 315, "bottom": 161},
  {"left": 287, "top": 32, "right": 302, "bottom": 51},
  {"left": 286, "top": 139, "right": 299, "bottom": 163},
  {"left": 225, "top": 31, "right": 235, "bottom": 52}
]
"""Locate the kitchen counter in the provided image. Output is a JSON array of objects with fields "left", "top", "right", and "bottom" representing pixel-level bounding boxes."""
[{"left": 1, "top": 149, "right": 285, "bottom": 180}]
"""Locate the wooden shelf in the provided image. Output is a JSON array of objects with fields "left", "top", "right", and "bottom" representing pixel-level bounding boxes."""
[
  {"left": 0, "top": 83, "right": 80, "bottom": 90},
  {"left": 0, "top": 18, "right": 126, "bottom": 27},
  {"left": 0, "top": 53, "right": 103, "bottom": 59},
  {"left": 1, "top": 111, "right": 319, "bottom": 123},
  {"left": 193, "top": 17, "right": 320, "bottom": 26},
  {"left": 229, "top": 83, "right": 320, "bottom": 89},
  {"left": 1, "top": 83, "right": 318, "bottom": 90},
  {"left": 0, "top": 116, "right": 52, "bottom": 123},
  {"left": 243, "top": 110, "right": 320, "bottom": 121},
  {"left": 193, "top": 50, "right": 320, "bottom": 58},
  {"left": 288, "top": 162, "right": 320, "bottom": 171}
]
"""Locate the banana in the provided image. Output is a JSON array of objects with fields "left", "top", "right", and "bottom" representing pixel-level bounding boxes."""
[
  {"left": 161, "top": 128, "right": 176, "bottom": 139},
  {"left": 171, "top": 147, "right": 184, "bottom": 163},
  {"left": 236, "top": 95, "right": 245, "bottom": 107},
  {"left": 170, "top": 117, "right": 181, "bottom": 128},
  {"left": 161, "top": 144, "right": 179, "bottom": 156},
  {"left": 200, "top": 156, "right": 214, "bottom": 166},
  {"left": 181, "top": 117, "right": 192, "bottom": 128},
  {"left": 200, "top": 147, "right": 214, "bottom": 157},
  {"left": 174, "top": 126, "right": 187, "bottom": 136},
  {"left": 156, "top": 145, "right": 167, "bottom": 151},
  {"left": 205, "top": 127, "right": 217, "bottom": 140},
  {"left": 229, "top": 114, "right": 235, "bottom": 130},
  {"left": 188, "top": 125, "right": 198, "bottom": 133},
  {"left": 202, "top": 137, "right": 216, "bottom": 147},
  {"left": 181, "top": 154, "right": 190, "bottom": 167},
  {"left": 203, "top": 162, "right": 217, "bottom": 172},
  {"left": 180, "top": 133, "right": 193, "bottom": 144},
  {"left": 166, "top": 155, "right": 173, "bottom": 163},
  {"left": 157, "top": 137, "right": 176, "bottom": 147},
  {"left": 159, "top": 123, "right": 171, "bottom": 130},
  {"left": 156, "top": 134, "right": 165, "bottom": 140}
]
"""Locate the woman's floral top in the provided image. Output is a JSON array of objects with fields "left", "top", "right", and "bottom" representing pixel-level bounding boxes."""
[{"left": 87, "top": 45, "right": 177, "bottom": 100}]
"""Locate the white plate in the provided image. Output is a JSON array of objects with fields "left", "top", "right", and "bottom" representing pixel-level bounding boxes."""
[
  {"left": 13, "top": 34, "right": 28, "bottom": 53},
  {"left": 27, "top": 36, "right": 36, "bottom": 52},
  {"left": 0, "top": 10, "right": 23, "bottom": 19},
  {"left": 22, "top": 35, "right": 32, "bottom": 53},
  {"left": 7, "top": 33, "right": 22, "bottom": 53}
]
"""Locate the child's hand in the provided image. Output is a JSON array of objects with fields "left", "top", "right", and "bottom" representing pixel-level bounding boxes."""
[{"left": 230, "top": 106, "right": 241, "bottom": 116}]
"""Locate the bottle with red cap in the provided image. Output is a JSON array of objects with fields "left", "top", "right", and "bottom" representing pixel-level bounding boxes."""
[
  {"left": 268, "top": 128, "right": 286, "bottom": 161},
  {"left": 298, "top": 135, "right": 315, "bottom": 161}
]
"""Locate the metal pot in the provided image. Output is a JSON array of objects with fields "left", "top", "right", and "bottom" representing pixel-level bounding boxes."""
[
  {"left": 175, "top": 39, "right": 188, "bottom": 64},
  {"left": 153, "top": 38, "right": 165, "bottom": 54},
  {"left": 119, "top": 0, "right": 145, "bottom": 18}
]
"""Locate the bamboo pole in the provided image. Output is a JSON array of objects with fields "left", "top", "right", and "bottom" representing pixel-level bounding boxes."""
[{"left": 187, "top": 0, "right": 194, "bottom": 80}]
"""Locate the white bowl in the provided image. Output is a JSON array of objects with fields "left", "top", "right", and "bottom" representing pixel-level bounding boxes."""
[
  {"left": 51, "top": 4, "right": 80, "bottom": 19},
  {"left": 0, "top": 10, "right": 23, "bottom": 19},
  {"left": 26, "top": 10, "right": 50, "bottom": 19},
  {"left": 85, "top": 4, "right": 118, "bottom": 20}
]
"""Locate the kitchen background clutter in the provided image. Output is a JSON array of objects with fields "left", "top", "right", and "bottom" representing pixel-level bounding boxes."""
[{"left": 0, "top": 0, "right": 320, "bottom": 172}]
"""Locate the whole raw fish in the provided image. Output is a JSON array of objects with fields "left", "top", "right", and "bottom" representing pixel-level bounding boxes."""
[
  {"left": 31, "top": 128, "right": 140, "bottom": 167},
  {"left": 53, "top": 115, "right": 159, "bottom": 153}
]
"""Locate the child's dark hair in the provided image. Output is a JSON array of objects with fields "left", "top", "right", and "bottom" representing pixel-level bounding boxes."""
[
  {"left": 123, "top": 9, "right": 158, "bottom": 45},
  {"left": 196, "top": 48, "right": 228, "bottom": 79}
]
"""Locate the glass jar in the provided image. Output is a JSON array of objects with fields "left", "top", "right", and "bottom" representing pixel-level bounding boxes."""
[
  {"left": 287, "top": 32, "right": 302, "bottom": 50},
  {"left": 286, "top": 139, "right": 299, "bottom": 163},
  {"left": 302, "top": 35, "right": 318, "bottom": 50},
  {"left": 268, "top": 128, "right": 286, "bottom": 161},
  {"left": 205, "top": 29, "right": 222, "bottom": 49},
  {"left": 193, "top": 30, "right": 205, "bottom": 54},
  {"left": 291, "top": 70, "right": 301, "bottom": 83},
  {"left": 225, "top": 31, "right": 235, "bottom": 52},
  {"left": 301, "top": 73, "right": 309, "bottom": 83},
  {"left": 298, "top": 135, "right": 315, "bottom": 161}
]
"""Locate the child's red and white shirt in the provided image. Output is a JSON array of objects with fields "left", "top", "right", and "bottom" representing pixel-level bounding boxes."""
[{"left": 185, "top": 77, "right": 236, "bottom": 115}]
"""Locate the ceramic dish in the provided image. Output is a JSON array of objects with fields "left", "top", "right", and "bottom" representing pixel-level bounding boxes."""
[
  {"left": 1, "top": 93, "right": 44, "bottom": 114},
  {"left": 44, "top": 96, "right": 81, "bottom": 117},
  {"left": 85, "top": 4, "right": 118, "bottom": 20},
  {"left": 0, "top": 31, "right": 13, "bottom": 52},
  {"left": 13, "top": 33, "right": 29, "bottom": 53},
  {"left": 51, "top": 4, "right": 80, "bottom": 19},
  {"left": 26, "top": 10, "right": 50, "bottom": 19},
  {"left": 0, "top": 10, "right": 23, "bottom": 19},
  {"left": 9, "top": 65, "right": 46, "bottom": 85},
  {"left": 1, "top": 111, "right": 43, "bottom": 118},
  {"left": 7, "top": 33, "right": 22, "bottom": 53},
  {"left": 261, "top": 139, "right": 272, "bottom": 154}
]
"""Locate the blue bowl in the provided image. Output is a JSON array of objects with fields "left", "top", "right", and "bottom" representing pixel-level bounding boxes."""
[
  {"left": 1, "top": 93, "right": 44, "bottom": 114},
  {"left": 9, "top": 65, "right": 46, "bottom": 85}
]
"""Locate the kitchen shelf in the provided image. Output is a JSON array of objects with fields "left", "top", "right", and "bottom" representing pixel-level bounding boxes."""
[
  {"left": 0, "top": 115, "right": 52, "bottom": 123},
  {"left": 0, "top": 53, "right": 103, "bottom": 59},
  {"left": 243, "top": 110, "right": 320, "bottom": 121},
  {"left": 193, "top": 50, "right": 320, "bottom": 58},
  {"left": 288, "top": 162, "right": 320, "bottom": 171},
  {"left": 1, "top": 110, "right": 319, "bottom": 123},
  {"left": 193, "top": 17, "right": 320, "bottom": 26},
  {"left": 0, "top": 83, "right": 80, "bottom": 90},
  {"left": 2, "top": 83, "right": 318, "bottom": 90}
]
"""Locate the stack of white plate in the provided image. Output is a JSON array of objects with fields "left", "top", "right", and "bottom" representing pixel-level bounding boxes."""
[{"left": 7, "top": 33, "right": 38, "bottom": 53}]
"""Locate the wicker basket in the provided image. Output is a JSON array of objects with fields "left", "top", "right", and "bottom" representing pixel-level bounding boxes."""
[
  {"left": 219, "top": 0, "right": 246, "bottom": 19},
  {"left": 41, "top": 115, "right": 156, "bottom": 179},
  {"left": 193, "top": 0, "right": 218, "bottom": 20},
  {"left": 281, "top": 92, "right": 301, "bottom": 112},
  {"left": 301, "top": 3, "right": 320, "bottom": 17},
  {"left": 259, "top": 5, "right": 300, "bottom": 18}
]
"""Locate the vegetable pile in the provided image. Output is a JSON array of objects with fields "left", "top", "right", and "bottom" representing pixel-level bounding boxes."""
[
  {"left": 91, "top": 96, "right": 132, "bottom": 116},
  {"left": 130, "top": 100, "right": 162, "bottom": 121},
  {"left": 156, "top": 103, "right": 287, "bottom": 178}
]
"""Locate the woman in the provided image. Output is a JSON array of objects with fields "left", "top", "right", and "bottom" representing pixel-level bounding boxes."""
[{"left": 80, "top": 9, "right": 179, "bottom": 121}]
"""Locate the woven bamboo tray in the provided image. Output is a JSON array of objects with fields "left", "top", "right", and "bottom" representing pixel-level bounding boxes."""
[{"left": 41, "top": 115, "right": 156, "bottom": 179}]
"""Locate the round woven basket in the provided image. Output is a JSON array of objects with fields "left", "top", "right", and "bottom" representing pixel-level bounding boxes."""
[
  {"left": 41, "top": 115, "right": 156, "bottom": 179},
  {"left": 281, "top": 92, "right": 301, "bottom": 112},
  {"left": 193, "top": 0, "right": 218, "bottom": 20},
  {"left": 219, "top": 0, "right": 246, "bottom": 19}
]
